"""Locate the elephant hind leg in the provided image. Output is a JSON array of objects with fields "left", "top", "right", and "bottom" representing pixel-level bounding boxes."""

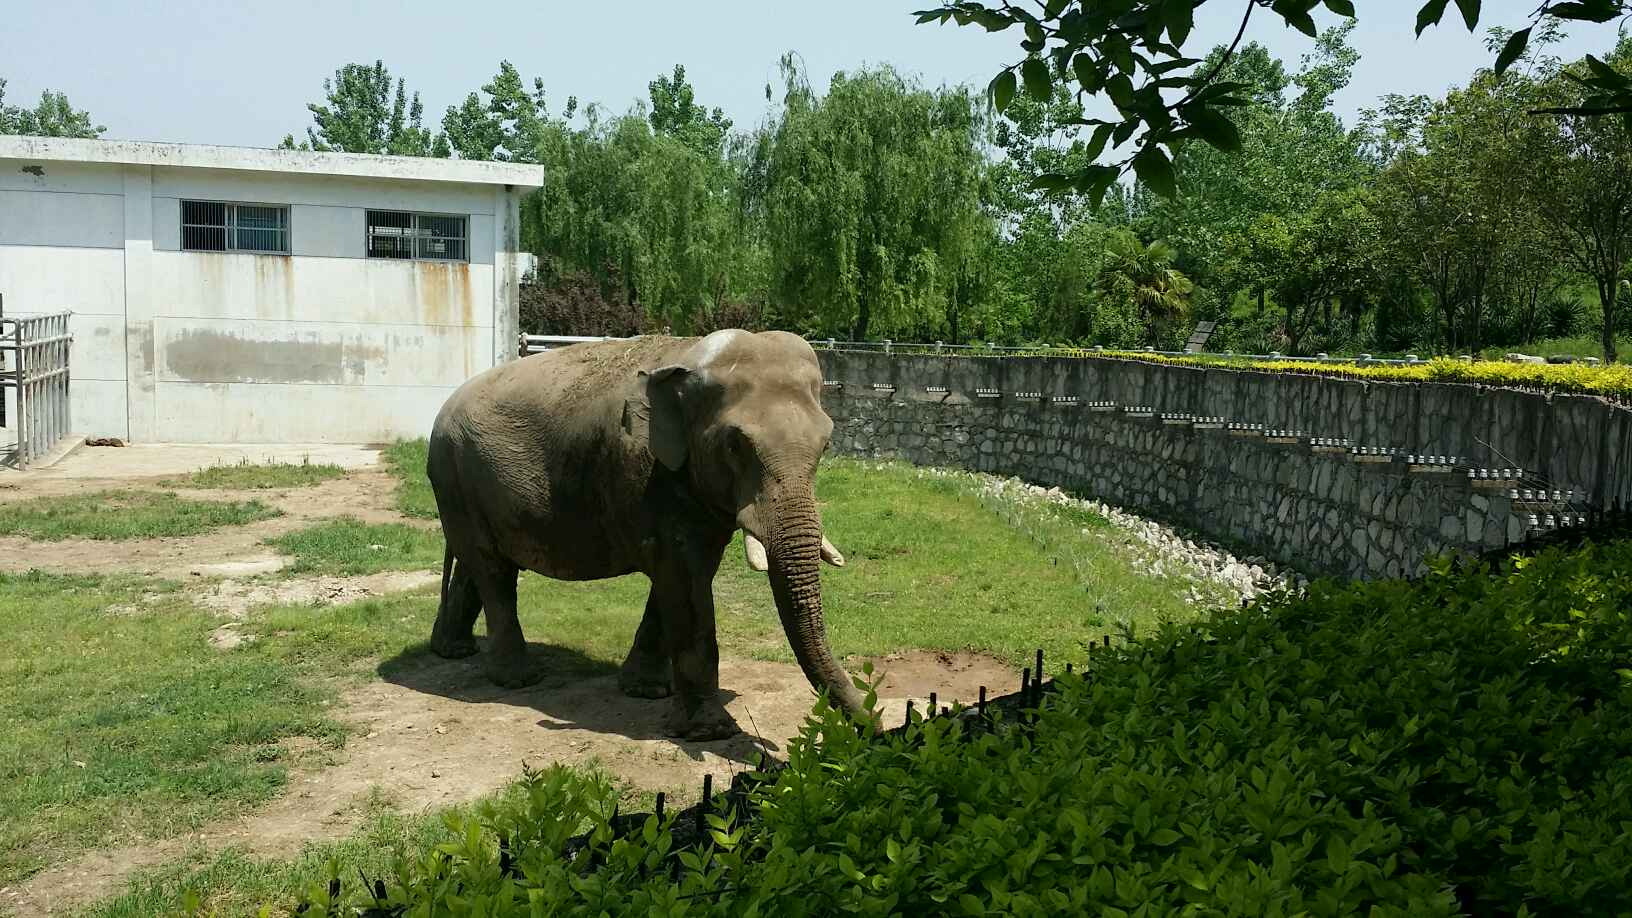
[
  {"left": 430, "top": 548, "right": 482, "bottom": 660},
  {"left": 619, "top": 589, "right": 673, "bottom": 699},
  {"left": 467, "top": 555, "right": 536, "bottom": 689}
]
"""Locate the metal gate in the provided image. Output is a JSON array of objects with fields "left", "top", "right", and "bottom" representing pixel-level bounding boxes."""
[{"left": 0, "top": 298, "right": 74, "bottom": 468}]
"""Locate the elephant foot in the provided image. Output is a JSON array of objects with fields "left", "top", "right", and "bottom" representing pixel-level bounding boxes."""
[
  {"left": 429, "top": 635, "right": 479, "bottom": 660},
  {"left": 619, "top": 672, "right": 673, "bottom": 699},
  {"left": 667, "top": 697, "right": 739, "bottom": 741},
  {"left": 485, "top": 654, "right": 542, "bottom": 690},
  {"left": 618, "top": 658, "right": 673, "bottom": 699}
]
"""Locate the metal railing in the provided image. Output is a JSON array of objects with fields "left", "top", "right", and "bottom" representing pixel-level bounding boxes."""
[
  {"left": 1, "top": 300, "right": 74, "bottom": 469},
  {"left": 519, "top": 332, "right": 1438, "bottom": 367},
  {"left": 521, "top": 334, "right": 620, "bottom": 355}
]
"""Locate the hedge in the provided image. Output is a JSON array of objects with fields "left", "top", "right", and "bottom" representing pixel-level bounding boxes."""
[
  {"left": 1038, "top": 350, "right": 1632, "bottom": 402},
  {"left": 289, "top": 536, "right": 1632, "bottom": 917}
]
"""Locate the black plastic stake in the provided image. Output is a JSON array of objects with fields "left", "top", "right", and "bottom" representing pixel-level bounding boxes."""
[
  {"left": 1021, "top": 667, "right": 1031, "bottom": 701},
  {"left": 1035, "top": 649, "right": 1044, "bottom": 686},
  {"left": 928, "top": 691, "right": 937, "bottom": 716},
  {"left": 698, "top": 774, "right": 712, "bottom": 835},
  {"left": 1065, "top": 662, "right": 1073, "bottom": 675},
  {"left": 1103, "top": 634, "right": 1111, "bottom": 648},
  {"left": 655, "top": 792, "right": 665, "bottom": 821},
  {"left": 978, "top": 685, "right": 987, "bottom": 714}
]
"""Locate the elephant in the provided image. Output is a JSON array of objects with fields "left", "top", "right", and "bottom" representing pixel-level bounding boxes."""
[{"left": 424, "top": 329, "right": 867, "bottom": 740}]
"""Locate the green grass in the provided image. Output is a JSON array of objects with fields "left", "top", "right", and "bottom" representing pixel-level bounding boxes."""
[
  {"left": 0, "top": 571, "right": 345, "bottom": 888},
  {"left": 266, "top": 518, "right": 444, "bottom": 575},
  {"left": 0, "top": 491, "right": 280, "bottom": 541},
  {"left": 2, "top": 444, "right": 1212, "bottom": 907},
  {"left": 162, "top": 457, "right": 348, "bottom": 490},
  {"left": 381, "top": 439, "right": 437, "bottom": 519},
  {"left": 370, "top": 441, "right": 1205, "bottom": 670}
]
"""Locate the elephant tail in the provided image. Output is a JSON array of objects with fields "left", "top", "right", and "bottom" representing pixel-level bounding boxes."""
[{"left": 439, "top": 543, "right": 455, "bottom": 613}]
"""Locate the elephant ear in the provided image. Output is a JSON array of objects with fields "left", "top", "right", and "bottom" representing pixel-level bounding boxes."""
[{"left": 638, "top": 364, "right": 691, "bottom": 471}]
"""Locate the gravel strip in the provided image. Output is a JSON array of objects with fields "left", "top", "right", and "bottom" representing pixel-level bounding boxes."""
[{"left": 851, "top": 460, "right": 1303, "bottom": 605}]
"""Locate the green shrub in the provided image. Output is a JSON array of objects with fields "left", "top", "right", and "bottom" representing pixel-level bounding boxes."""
[
  {"left": 1033, "top": 349, "right": 1632, "bottom": 400},
  {"left": 285, "top": 538, "right": 1632, "bottom": 916}
]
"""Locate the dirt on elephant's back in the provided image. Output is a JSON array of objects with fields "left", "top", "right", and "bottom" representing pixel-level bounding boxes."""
[{"left": 554, "top": 335, "right": 695, "bottom": 404}]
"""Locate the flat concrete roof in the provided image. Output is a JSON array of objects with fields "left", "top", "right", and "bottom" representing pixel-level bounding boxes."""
[{"left": 0, "top": 136, "right": 544, "bottom": 188}]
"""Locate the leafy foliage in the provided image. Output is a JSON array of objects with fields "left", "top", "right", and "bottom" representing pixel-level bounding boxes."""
[
  {"left": 914, "top": 0, "right": 1632, "bottom": 199},
  {"left": 759, "top": 59, "right": 989, "bottom": 341},
  {"left": 274, "top": 24, "right": 1632, "bottom": 359},
  {"left": 441, "top": 61, "right": 567, "bottom": 163},
  {"left": 0, "top": 78, "right": 103, "bottom": 138},
  {"left": 278, "top": 61, "right": 447, "bottom": 156},
  {"left": 288, "top": 535, "right": 1632, "bottom": 916}
]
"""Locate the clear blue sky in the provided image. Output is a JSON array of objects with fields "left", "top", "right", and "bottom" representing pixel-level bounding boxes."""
[{"left": 0, "top": 1, "right": 1620, "bottom": 148}]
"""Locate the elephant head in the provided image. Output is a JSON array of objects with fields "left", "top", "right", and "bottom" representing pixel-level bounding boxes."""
[{"left": 639, "top": 330, "right": 866, "bottom": 716}]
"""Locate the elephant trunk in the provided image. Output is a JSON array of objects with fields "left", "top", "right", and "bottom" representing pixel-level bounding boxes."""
[{"left": 760, "top": 487, "right": 866, "bottom": 716}]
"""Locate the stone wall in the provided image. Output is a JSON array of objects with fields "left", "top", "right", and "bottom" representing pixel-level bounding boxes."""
[{"left": 815, "top": 352, "right": 1620, "bottom": 580}]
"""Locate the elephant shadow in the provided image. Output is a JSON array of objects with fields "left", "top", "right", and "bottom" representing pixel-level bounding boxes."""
[{"left": 376, "top": 639, "right": 782, "bottom": 767}]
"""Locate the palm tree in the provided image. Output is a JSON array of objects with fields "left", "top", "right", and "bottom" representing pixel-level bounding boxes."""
[{"left": 1094, "top": 230, "right": 1194, "bottom": 347}]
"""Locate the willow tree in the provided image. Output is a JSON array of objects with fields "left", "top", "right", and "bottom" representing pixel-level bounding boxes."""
[{"left": 760, "top": 60, "right": 989, "bottom": 341}]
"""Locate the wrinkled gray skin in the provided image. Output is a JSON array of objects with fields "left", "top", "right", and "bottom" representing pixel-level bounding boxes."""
[{"left": 425, "top": 330, "right": 866, "bottom": 740}]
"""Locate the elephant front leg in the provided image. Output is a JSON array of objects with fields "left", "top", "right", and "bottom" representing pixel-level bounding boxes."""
[
  {"left": 655, "top": 554, "right": 736, "bottom": 741},
  {"left": 619, "top": 591, "right": 672, "bottom": 698}
]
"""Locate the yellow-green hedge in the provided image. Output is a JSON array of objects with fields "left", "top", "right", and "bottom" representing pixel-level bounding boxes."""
[{"left": 1022, "top": 350, "right": 1632, "bottom": 400}]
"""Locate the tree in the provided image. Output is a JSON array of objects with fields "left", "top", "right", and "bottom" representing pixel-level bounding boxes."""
[
  {"left": 1094, "top": 230, "right": 1194, "bottom": 347},
  {"left": 1366, "top": 28, "right": 1560, "bottom": 353},
  {"left": 759, "top": 59, "right": 989, "bottom": 341},
  {"left": 524, "top": 94, "right": 764, "bottom": 334},
  {"left": 0, "top": 79, "right": 104, "bottom": 138},
  {"left": 647, "top": 65, "right": 732, "bottom": 157},
  {"left": 1535, "top": 39, "right": 1632, "bottom": 362},
  {"left": 1223, "top": 187, "right": 1380, "bottom": 354},
  {"left": 442, "top": 61, "right": 568, "bottom": 162},
  {"left": 914, "top": 0, "right": 1630, "bottom": 201},
  {"left": 1149, "top": 26, "right": 1368, "bottom": 288},
  {"left": 280, "top": 61, "right": 447, "bottom": 156}
]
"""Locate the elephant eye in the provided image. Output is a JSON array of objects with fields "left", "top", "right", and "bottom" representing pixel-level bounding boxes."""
[{"left": 728, "top": 426, "right": 753, "bottom": 458}]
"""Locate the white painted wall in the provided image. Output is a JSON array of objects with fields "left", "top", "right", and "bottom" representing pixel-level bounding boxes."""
[{"left": 0, "top": 148, "right": 533, "bottom": 445}]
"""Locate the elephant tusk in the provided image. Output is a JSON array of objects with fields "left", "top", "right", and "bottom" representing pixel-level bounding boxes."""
[
  {"left": 744, "top": 532, "right": 769, "bottom": 572},
  {"left": 820, "top": 536, "right": 845, "bottom": 568}
]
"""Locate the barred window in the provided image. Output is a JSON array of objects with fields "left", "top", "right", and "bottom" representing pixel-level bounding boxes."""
[
  {"left": 366, "top": 210, "right": 468, "bottom": 262},
  {"left": 181, "top": 201, "right": 289, "bottom": 254}
]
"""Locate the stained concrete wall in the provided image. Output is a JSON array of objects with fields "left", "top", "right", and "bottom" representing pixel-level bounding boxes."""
[
  {"left": 816, "top": 352, "right": 1619, "bottom": 580},
  {"left": 0, "top": 148, "right": 534, "bottom": 443}
]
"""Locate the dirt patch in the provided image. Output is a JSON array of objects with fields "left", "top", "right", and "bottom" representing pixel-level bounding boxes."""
[
  {"left": 0, "top": 650, "right": 1021, "bottom": 917},
  {"left": 0, "top": 470, "right": 434, "bottom": 580},
  {"left": 200, "top": 570, "right": 442, "bottom": 621},
  {"left": 861, "top": 650, "right": 1020, "bottom": 704}
]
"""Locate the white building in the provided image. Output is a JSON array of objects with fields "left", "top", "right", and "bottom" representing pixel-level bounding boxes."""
[{"left": 0, "top": 136, "right": 543, "bottom": 444}]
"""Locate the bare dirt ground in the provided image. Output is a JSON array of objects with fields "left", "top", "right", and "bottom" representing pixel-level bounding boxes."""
[
  {"left": 4, "top": 650, "right": 1018, "bottom": 918},
  {"left": 0, "top": 466, "right": 433, "bottom": 580}
]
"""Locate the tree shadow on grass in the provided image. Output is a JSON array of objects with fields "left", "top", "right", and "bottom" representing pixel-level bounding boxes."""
[{"left": 376, "top": 639, "right": 779, "bottom": 767}]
